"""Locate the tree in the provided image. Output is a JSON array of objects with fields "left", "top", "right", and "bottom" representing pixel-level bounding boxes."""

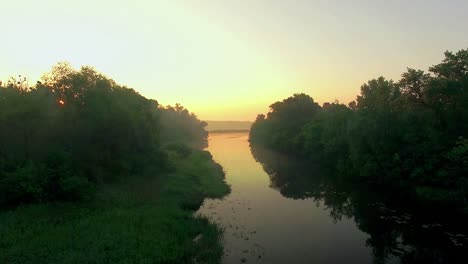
[{"left": 249, "top": 47, "right": 468, "bottom": 209}]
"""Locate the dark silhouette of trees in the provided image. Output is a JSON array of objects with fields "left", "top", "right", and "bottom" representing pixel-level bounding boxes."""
[
  {"left": 249, "top": 48, "right": 468, "bottom": 210},
  {"left": 158, "top": 103, "right": 208, "bottom": 148},
  {"left": 0, "top": 63, "right": 207, "bottom": 207},
  {"left": 250, "top": 93, "right": 320, "bottom": 152}
]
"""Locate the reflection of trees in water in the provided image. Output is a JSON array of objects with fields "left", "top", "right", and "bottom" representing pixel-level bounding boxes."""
[
  {"left": 250, "top": 143, "right": 326, "bottom": 199},
  {"left": 250, "top": 144, "right": 468, "bottom": 264}
]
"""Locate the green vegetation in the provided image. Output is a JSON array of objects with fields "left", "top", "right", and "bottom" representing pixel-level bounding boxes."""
[
  {"left": 0, "top": 63, "right": 230, "bottom": 263},
  {"left": 159, "top": 105, "right": 209, "bottom": 149},
  {"left": 250, "top": 48, "right": 468, "bottom": 211}
]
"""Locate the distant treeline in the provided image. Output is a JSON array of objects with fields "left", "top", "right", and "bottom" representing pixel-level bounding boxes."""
[
  {"left": 250, "top": 48, "right": 468, "bottom": 210},
  {"left": 209, "top": 129, "right": 250, "bottom": 133},
  {"left": 0, "top": 62, "right": 207, "bottom": 207},
  {"left": 204, "top": 120, "right": 252, "bottom": 132}
]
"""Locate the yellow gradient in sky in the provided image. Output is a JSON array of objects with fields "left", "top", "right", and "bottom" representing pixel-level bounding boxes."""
[{"left": 2, "top": 0, "right": 468, "bottom": 120}]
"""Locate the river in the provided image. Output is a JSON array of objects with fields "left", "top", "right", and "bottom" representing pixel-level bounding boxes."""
[{"left": 196, "top": 132, "right": 468, "bottom": 264}]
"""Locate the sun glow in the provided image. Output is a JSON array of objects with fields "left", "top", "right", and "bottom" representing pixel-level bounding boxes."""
[{"left": 2, "top": 1, "right": 468, "bottom": 120}]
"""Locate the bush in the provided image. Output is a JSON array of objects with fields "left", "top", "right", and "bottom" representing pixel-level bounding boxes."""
[
  {"left": 0, "top": 152, "right": 93, "bottom": 207},
  {"left": 164, "top": 143, "right": 193, "bottom": 158}
]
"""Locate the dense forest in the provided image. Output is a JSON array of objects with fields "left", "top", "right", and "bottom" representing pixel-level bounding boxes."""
[
  {"left": 0, "top": 63, "right": 229, "bottom": 263},
  {"left": 0, "top": 62, "right": 209, "bottom": 206},
  {"left": 250, "top": 48, "right": 468, "bottom": 212}
]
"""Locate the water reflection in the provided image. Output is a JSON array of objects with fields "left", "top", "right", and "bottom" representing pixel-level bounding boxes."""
[
  {"left": 251, "top": 143, "right": 468, "bottom": 264},
  {"left": 198, "top": 133, "right": 371, "bottom": 264}
]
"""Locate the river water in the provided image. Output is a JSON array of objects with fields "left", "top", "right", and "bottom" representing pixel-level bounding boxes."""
[{"left": 196, "top": 132, "right": 468, "bottom": 264}]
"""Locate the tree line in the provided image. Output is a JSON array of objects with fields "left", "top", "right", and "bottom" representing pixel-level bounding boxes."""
[
  {"left": 0, "top": 62, "right": 207, "bottom": 207},
  {"left": 250, "top": 48, "right": 468, "bottom": 211}
]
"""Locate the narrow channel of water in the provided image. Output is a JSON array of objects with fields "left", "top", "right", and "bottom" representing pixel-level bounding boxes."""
[{"left": 196, "top": 132, "right": 467, "bottom": 264}]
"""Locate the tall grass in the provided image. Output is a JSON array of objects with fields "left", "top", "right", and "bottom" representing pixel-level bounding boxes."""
[{"left": 0, "top": 149, "right": 230, "bottom": 264}]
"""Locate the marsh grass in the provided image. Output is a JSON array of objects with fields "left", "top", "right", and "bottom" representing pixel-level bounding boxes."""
[{"left": 0, "top": 149, "right": 230, "bottom": 264}]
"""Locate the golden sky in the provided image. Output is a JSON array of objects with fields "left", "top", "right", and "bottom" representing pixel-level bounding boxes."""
[{"left": 2, "top": 0, "right": 468, "bottom": 120}]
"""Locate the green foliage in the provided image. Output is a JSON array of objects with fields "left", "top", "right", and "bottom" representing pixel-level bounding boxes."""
[
  {"left": 250, "top": 93, "right": 320, "bottom": 152},
  {"left": 0, "top": 64, "right": 165, "bottom": 206},
  {"left": 301, "top": 102, "right": 353, "bottom": 163},
  {"left": 158, "top": 103, "right": 208, "bottom": 148},
  {"left": 250, "top": 48, "right": 468, "bottom": 208},
  {"left": 0, "top": 153, "right": 93, "bottom": 206},
  {"left": 0, "top": 63, "right": 210, "bottom": 208},
  {"left": 164, "top": 142, "right": 194, "bottom": 158},
  {"left": 0, "top": 149, "right": 230, "bottom": 264},
  {"left": 0, "top": 62, "right": 229, "bottom": 262}
]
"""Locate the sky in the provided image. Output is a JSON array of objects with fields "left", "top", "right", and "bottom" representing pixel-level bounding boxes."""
[{"left": 2, "top": 0, "right": 468, "bottom": 121}]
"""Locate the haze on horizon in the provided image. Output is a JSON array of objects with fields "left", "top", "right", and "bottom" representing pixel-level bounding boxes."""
[{"left": 2, "top": 0, "right": 468, "bottom": 121}]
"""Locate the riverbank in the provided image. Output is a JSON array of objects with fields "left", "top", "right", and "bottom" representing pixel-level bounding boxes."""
[
  {"left": 0, "top": 148, "right": 230, "bottom": 263},
  {"left": 197, "top": 132, "right": 468, "bottom": 264}
]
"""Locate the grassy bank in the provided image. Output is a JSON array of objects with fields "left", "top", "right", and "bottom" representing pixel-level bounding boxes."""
[{"left": 0, "top": 148, "right": 230, "bottom": 264}]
